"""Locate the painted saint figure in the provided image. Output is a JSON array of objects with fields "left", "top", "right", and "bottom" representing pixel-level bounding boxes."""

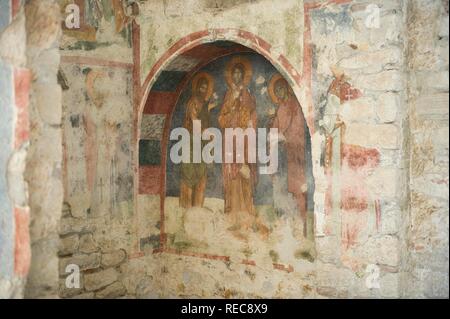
[
  {"left": 179, "top": 72, "right": 217, "bottom": 208},
  {"left": 218, "top": 57, "right": 259, "bottom": 232},
  {"left": 268, "top": 74, "right": 308, "bottom": 236}
]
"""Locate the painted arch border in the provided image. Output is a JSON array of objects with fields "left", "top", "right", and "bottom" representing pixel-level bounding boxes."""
[
  {"left": 133, "top": 28, "right": 326, "bottom": 264},
  {"left": 137, "top": 28, "right": 315, "bottom": 134}
]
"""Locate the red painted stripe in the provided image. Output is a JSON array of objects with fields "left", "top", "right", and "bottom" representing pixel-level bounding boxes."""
[
  {"left": 13, "top": 68, "right": 31, "bottom": 149},
  {"left": 242, "top": 259, "right": 256, "bottom": 266},
  {"left": 14, "top": 207, "right": 31, "bottom": 277},
  {"left": 273, "top": 263, "right": 294, "bottom": 273},
  {"left": 11, "top": 0, "right": 20, "bottom": 18}
]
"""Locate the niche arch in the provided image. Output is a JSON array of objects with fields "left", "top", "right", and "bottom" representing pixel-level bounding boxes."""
[{"left": 135, "top": 30, "right": 318, "bottom": 267}]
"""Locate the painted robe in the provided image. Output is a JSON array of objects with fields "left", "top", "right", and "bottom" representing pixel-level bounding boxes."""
[
  {"left": 271, "top": 95, "right": 308, "bottom": 235},
  {"left": 218, "top": 85, "right": 257, "bottom": 225}
]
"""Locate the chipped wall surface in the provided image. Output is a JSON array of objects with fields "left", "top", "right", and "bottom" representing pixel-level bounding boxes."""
[
  {"left": 59, "top": 0, "right": 133, "bottom": 63},
  {"left": 51, "top": 0, "right": 449, "bottom": 299},
  {"left": 306, "top": 0, "right": 408, "bottom": 298},
  {"left": 404, "top": 0, "right": 449, "bottom": 298},
  {"left": 0, "top": 0, "right": 30, "bottom": 298},
  {"left": 57, "top": 0, "right": 136, "bottom": 299},
  {"left": 138, "top": 0, "right": 305, "bottom": 85},
  {"left": 1, "top": 0, "right": 63, "bottom": 299},
  {"left": 24, "top": 0, "right": 63, "bottom": 298}
]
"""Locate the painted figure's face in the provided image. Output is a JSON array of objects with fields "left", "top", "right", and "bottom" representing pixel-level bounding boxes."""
[
  {"left": 275, "top": 80, "right": 288, "bottom": 101},
  {"left": 197, "top": 79, "right": 208, "bottom": 98},
  {"left": 232, "top": 65, "right": 244, "bottom": 85}
]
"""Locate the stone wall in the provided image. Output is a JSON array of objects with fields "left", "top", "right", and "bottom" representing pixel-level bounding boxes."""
[
  {"left": 138, "top": 0, "right": 305, "bottom": 85},
  {"left": 307, "top": 0, "right": 409, "bottom": 298},
  {"left": 131, "top": 0, "right": 412, "bottom": 298},
  {"left": 402, "top": 0, "right": 449, "bottom": 298},
  {"left": 0, "top": 0, "right": 31, "bottom": 299},
  {"left": 24, "top": 0, "right": 63, "bottom": 298},
  {"left": 57, "top": 0, "right": 136, "bottom": 299},
  {"left": 0, "top": 0, "right": 63, "bottom": 299},
  {"left": 53, "top": 0, "right": 449, "bottom": 299}
]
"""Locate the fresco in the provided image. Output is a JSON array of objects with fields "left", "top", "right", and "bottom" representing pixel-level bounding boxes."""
[
  {"left": 61, "top": 64, "right": 134, "bottom": 219},
  {"left": 60, "top": 0, "right": 134, "bottom": 50},
  {"left": 164, "top": 53, "right": 315, "bottom": 264}
]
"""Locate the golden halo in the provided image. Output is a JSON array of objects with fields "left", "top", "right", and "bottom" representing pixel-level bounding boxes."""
[
  {"left": 268, "top": 73, "right": 289, "bottom": 104},
  {"left": 225, "top": 56, "right": 253, "bottom": 88},
  {"left": 192, "top": 72, "right": 214, "bottom": 101}
]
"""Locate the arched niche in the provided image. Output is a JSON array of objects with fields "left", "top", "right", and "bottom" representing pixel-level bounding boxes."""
[{"left": 136, "top": 37, "right": 316, "bottom": 268}]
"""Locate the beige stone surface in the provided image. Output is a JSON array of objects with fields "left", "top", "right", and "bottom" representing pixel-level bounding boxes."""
[
  {"left": 1, "top": 0, "right": 446, "bottom": 300},
  {"left": 345, "top": 124, "right": 399, "bottom": 149},
  {"left": 84, "top": 268, "right": 119, "bottom": 292}
]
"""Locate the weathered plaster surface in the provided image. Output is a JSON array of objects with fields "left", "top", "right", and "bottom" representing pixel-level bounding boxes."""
[
  {"left": 138, "top": 0, "right": 304, "bottom": 85},
  {"left": 24, "top": 0, "right": 63, "bottom": 298},
  {"left": 52, "top": 0, "right": 449, "bottom": 299},
  {"left": 403, "top": 0, "right": 449, "bottom": 298},
  {"left": 0, "top": 0, "right": 31, "bottom": 298}
]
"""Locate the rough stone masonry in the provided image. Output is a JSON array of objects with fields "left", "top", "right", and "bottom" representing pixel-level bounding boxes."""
[{"left": 0, "top": 0, "right": 448, "bottom": 299}]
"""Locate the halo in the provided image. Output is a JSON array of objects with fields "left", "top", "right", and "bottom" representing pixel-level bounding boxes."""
[
  {"left": 192, "top": 72, "right": 214, "bottom": 101},
  {"left": 268, "top": 73, "right": 289, "bottom": 104},
  {"left": 85, "top": 70, "right": 107, "bottom": 108},
  {"left": 225, "top": 56, "right": 253, "bottom": 87}
]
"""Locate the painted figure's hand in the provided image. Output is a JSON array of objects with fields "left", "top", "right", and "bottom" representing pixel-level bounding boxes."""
[
  {"left": 267, "top": 107, "right": 276, "bottom": 116},
  {"left": 277, "top": 132, "right": 286, "bottom": 142},
  {"left": 233, "top": 89, "right": 240, "bottom": 100},
  {"left": 208, "top": 101, "right": 217, "bottom": 111}
]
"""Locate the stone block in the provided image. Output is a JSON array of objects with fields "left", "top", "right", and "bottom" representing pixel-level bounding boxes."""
[
  {"left": 70, "top": 292, "right": 94, "bottom": 299},
  {"left": 315, "top": 236, "right": 340, "bottom": 264},
  {"left": 340, "top": 97, "right": 376, "bottom": 123},
  {"left": 59, "top": 217, "right": 96, "bottom": 236},
  {"left": 424, "top": 271, "right": 449, "bottom": 298},
  {"left": 95, "top": 282, "right": 127, "bottom": 299},
  {"left": 363, "top": 235, "right": 399, "bottom": 267},
  {"left": 345, "top": 123, "right": 399, "bottom": 149},
  {"left": 59, "top": 253, "right": 101, "bottom": 275},
  {"left": 78, "top": 233, "right": 99, "bottom": 254},
  {"left": 25, "top": 236, "right": 59, "bottom": 298},
  {"left": 376, "top": 93, "right": 399, "bottom": 123},
  {"left": 418, "top": 71, "right": 450, "bottom": 92},
  {"left": 339, "top": 48, "right": 402, "bottom": 71},
  {"left": 366, "top": 168, "right": 399, "bottom": 198},
  {"left": 379, "top": 201, "right": 400, "bottom": 235},
  {"left": 414, "top": 93, "right": 449, "bottom": 120},
  {"left": 380, "top": 273, "right": 400, "bottom": 298},
  {"left": 101, "top": 250, "right": 126, "bottom": 268},
  {"left": 356, "top": 70, "right": 404, "bottom": 92},
  {"left": 59, "top": 277, "right": 83, "bottom": 298},
  {"left": 84, "top": 268, "right": 119, "bottom": 292},
  {"left": 35, "top": 83, "right": 62, "bottom": 125},
  {"left": 59, "top": 234, "right": 79, "bottom": 256}
]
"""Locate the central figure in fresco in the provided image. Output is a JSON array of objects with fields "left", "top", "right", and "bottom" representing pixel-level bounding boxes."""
[{"left": 218, "top": 57, "right": 267, "bottom": 236}]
